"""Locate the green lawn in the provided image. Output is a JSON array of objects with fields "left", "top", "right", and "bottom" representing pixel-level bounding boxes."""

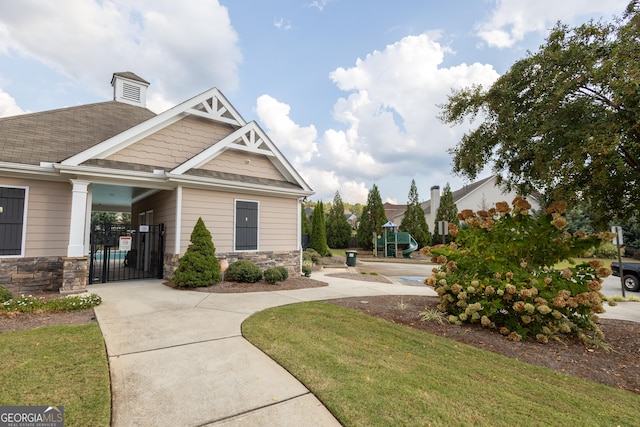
[
  {"left": 0, "top": 323, "right": 110, "bottom": 427},
  {"left": 243, "top": 302, "right": 640, "bottom": 427}
]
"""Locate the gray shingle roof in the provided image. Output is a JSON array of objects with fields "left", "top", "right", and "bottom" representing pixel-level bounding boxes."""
[{"left": 0, "top": 101, "right": 156, "bottom": 165}]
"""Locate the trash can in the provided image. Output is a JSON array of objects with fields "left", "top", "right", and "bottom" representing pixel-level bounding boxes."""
[{"left": 345, "top": 250, "right": 358, "bottom": 267}]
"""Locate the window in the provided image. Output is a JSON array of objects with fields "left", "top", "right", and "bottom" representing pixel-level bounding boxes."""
[
  {"left": 0, "top": 187, "right": 27, "bottom": 256},
  {"left": 235, "top": 200, "right": 258, "bottom": 251}
]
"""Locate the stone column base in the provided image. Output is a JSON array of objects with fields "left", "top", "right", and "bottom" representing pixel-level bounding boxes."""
[{"left": 60, "top": 256, "right": 89, "bottom": 295}]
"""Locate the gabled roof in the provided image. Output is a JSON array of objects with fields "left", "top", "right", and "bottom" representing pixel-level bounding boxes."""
[
  {"left": 0, "top": 101, "right": 156, "bottom": 165},
  {"left": 0, "top": 82, "right": 313, "bottom": 197},
  {"left": 422, "top": 175, "right": 495, "bottom": 214},
  {"left": 62, "top": 87, "right": 246, "bottom": 166}
]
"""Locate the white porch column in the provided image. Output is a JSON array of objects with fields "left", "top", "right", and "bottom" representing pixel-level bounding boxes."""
[{"left": 67, "top": 180, "right": 90, "bottom": 257}]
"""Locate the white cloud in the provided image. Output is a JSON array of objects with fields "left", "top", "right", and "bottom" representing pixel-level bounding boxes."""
[
  {"left": 476, "top": 0, "right": 628, "bottom": 48},
  {"left": 255, "top": 94, "right": 318, "bottom": 166},
  {"left": 0, "top": 88, "right": 26, "bottom": 117},
  {"left": 0, "top": 0, "right": 242, "bottom": 112},
  {"left": 274, "top": 18, "right": 292, "bottom": 31},
  {"left": 258, "top": 33, "right": 500, "bottom": 203}
]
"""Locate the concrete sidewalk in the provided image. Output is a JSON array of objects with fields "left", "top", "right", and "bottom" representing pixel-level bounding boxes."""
[
  {"left": 91, "top": 268, "right": 640, "bottom": 426},
  {"left": 91, "top": 269, "right": 436, "bottom": 426}
]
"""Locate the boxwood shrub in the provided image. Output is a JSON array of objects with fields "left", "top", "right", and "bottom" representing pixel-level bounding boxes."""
[{"left": 226, "top": 260, "right": 262, "bottom": 283}]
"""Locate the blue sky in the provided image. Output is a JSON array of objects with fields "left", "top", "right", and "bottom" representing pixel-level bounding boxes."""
[{"left": 0, "top": 0, "right": 629, "bottom": 204}]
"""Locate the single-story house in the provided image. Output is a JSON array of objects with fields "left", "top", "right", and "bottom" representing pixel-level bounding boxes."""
[
  {"left": 0, "top": 72, "right": 313, "bottom": 294},
  {"left": 386, "top": 175, "right": 541, "bottom": 231}
]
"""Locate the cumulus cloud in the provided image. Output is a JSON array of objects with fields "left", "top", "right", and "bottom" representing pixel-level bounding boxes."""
[
  {"left": 255, "top": 94, "right": 318, "bottom": 166},
  {"left": 0, "top": 88, "right": 26, "bottom": 117},
  {"left": 0, "top": 0, "right": 241, "bottom": 112},
  {"left": 258, "top": 33, "right": 499, "bottom": 203},
  {"left": 476, "top": 0, "right": 628, "bottom": 48}
]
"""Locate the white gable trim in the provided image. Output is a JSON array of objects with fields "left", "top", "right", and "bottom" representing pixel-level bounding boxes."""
[
  {"left": 170, "top": 121, "right": 313, "bottom": 193},
  {"left": 61, "top": 88, "right": 246, "bottom": 166}
]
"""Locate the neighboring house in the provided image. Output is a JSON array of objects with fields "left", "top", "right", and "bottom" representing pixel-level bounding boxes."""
[
  {"left": 345, "top": 212, "right": 358, "bottom": 229},
  {"left": 0, "top": 72, "right": 313, "bottom": 294},
  {"left": 387, "top": 175, "right": 540, "bottom": 231}
]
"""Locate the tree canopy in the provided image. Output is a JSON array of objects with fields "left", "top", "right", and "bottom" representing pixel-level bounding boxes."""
[
  {"left": 326, "top": 191, "right": 352, "bottom": 249},
  {"left": 399, "top": 179, "right": 431, "bottom": 248},
  {"left": 440, "top": 1, "right": 640, "bottom": 225},
  {"left": 357, "top": 184, "right": 387, "bottom": 250},
  {"left": 432, "top": 183, "right": 459, "bottom": 245},
  {"left": 310, "top": 201, "right": 330, "bottom": 256}
]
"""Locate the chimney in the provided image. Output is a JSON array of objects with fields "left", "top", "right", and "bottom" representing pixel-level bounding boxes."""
[
  {"left": 111, "top": 72, "right": 150, "bottom": 107},
  {"left": 430, "top": 185, "right": 440, "bottom": 231}
]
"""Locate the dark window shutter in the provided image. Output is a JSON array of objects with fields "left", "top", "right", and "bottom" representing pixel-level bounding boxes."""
[
  {"left": 235, "top": 201, "right": 258, "bottom": 250},
  {"left": 0, "top": 188, "right": 26, "bottom": 255}
]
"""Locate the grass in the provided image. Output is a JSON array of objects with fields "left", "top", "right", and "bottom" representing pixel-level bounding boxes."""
[
  {"left": 0, "top": 323, "right": 111, "bottom": 427},
  {"left": 553, "top": 257, "right": 617, "bottom": 270},
  {"left": 243, "top": 302, "right": 640, "bottom": 427}
]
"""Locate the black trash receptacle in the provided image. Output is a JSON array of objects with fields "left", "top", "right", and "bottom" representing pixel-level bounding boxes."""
[{"left": 345, "top": 250, "right": 358, "bottom": 267}]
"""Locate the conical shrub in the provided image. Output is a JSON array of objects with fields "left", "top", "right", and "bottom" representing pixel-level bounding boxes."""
[{"left": 172, "top": 217, "right": 221, "bottom": 287}]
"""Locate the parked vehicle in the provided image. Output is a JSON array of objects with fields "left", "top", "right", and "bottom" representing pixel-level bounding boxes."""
[{"left": 611, "top": 261, "right": 640, "bottom": 292}]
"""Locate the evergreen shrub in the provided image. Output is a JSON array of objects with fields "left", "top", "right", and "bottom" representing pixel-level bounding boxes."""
[
  {"left": 263, "top": 267, "right": 284, "bottom": 284},
  {"left": 423, "top": 198, "right": 613, "bottom": 344},
  {"left": 226, "top": 260, "right": 262, "bottom": 283},
  {"left": 276, "top": 266, "right": 289, "bottom": 280},
  {"left": 173, "top": 218, "right": 221, "bottom": 288}
]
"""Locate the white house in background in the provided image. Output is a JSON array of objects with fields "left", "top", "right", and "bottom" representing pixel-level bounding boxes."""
[{"left": 386, "top": 175, "right": 541, "bottom": 231}]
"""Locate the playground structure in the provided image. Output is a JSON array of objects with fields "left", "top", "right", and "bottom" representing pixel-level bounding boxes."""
[{"left": 374, "top": 221, "right": 419, "bottom": 258}]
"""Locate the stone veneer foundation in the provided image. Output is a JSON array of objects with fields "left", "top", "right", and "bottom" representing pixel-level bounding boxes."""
[
  {"left": 60, "top": 256, "right": 89, "bottom": 295},
  {"left": 0, "top": 256, "right": 64, "bottom": 294},
  {"left": 163, "top": 250, "right": 302, "bottom": 280}
]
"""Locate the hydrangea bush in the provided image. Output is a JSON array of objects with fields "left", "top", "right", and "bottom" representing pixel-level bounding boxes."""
[{"left": 423, "top": 197, "right": 613, "bottom": 344}]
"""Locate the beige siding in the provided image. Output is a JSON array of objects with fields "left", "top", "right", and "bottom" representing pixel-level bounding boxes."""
[
  {"left": 131, "top": 190, "right": 176, "bottom": 253},
  {"left": 180, "top": 188, "right": 298, "bottom": 254},
  {"left": 199, "top": 150, "right": 285, "bottom": 181},
  {"left": 106, "top": 116, "right": 234, "bottom": 169},
  {"left": 1, "top": 177, "right": 71, "bottom": 257}
]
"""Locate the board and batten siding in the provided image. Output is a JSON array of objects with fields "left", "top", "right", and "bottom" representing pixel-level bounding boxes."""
[
  {"left": 1, "top": 178, "right": 71, "bottom": 257},
  {"left": 105, "top": 116, "right": 235, "bottom": 170},
  {"left": 180, "top": 188, "right": 298, "bottom": 254},
  {"left": 199, "top": 150, "right": 285, "bottom": 181}
]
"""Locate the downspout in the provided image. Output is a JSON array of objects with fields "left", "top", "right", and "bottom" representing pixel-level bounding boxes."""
[{"left": 175, "top": 186, "right": 182, "bottom": 255}]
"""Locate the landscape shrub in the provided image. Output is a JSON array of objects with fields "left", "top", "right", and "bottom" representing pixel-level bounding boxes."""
[
  {"left": 303, "top": 248, "right": 322, "bottom": 264},
  {"left": 423, "top": 197, "right": 613, "bottom": 344},
  {"left": 302, "top": 265, "right": 312, "bottom": 277},
  {"left": 593, "top": 242, "right": 622, "bottom": 258},
  {"left": 276, "top": 266, "right": 289, "bottom": 281},
  {"left": 173, "top": 218, "right": 221, "bottom": 288},
  {"left": 263, "top": 267, "right": 285, "bottom": 284},
  {"left": 225, "top": 260, "right": 262, "bottom": 283},
  {"left": 0, "top": 286, "right": 12, "bottom": 303}
]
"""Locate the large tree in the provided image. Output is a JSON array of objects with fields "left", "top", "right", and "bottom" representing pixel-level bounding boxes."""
[
  {"left": 431, "top": 183, "right": 459, "bottom": 245},
  {"left": 440, "top": 1, "right": 640, "bottom": 225},
  {"left": 326, "top": 191, "right": 352, "bottom": 249},
  {"left": 310, "top": 201, "right": 330, "bottom": 256},
  {"left": 399, "top": 180, "right": 430, "bottom": 248},
  {"left": 357, "top": 184, "right": 387, "bottom": 250}
]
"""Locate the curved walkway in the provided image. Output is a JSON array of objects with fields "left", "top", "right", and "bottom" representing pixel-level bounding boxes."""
[{"left": 91, "top": 269, "right": 436, "bottom": 426}]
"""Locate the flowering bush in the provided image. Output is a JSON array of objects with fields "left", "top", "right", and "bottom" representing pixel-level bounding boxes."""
[{"left": 422, "top": 197, "right": 613, "bottom": 344}]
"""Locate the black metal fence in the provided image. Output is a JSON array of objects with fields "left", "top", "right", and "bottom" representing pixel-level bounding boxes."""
[{"left": 89, "top": 223, "right": 165, "bottom": 284}]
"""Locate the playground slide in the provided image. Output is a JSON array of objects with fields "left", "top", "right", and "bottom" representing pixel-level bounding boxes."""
[{"left": 402, "top": 234, "right": 419, "bottom": 258}]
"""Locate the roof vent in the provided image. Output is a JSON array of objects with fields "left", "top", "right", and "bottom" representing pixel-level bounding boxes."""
[{"left": 111, "top": 72, "right": 150, "bottom": 107}]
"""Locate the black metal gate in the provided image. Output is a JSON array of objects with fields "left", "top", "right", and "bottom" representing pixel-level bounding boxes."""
[{"left": 89, "top": 223, "right": 165, "bottom": 283}]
